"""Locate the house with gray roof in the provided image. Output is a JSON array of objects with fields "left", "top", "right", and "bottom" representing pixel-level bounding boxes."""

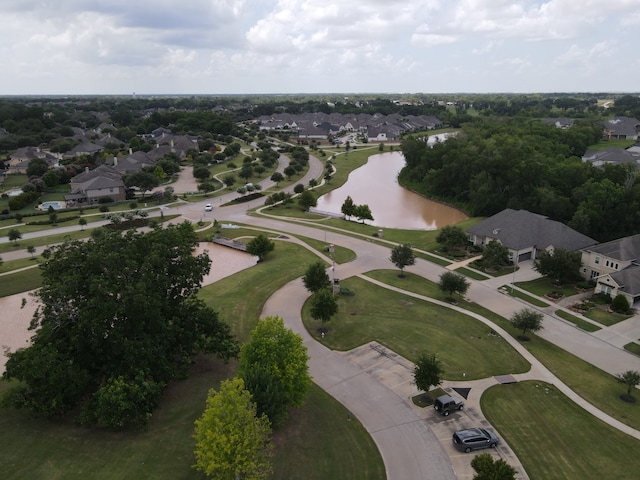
[
  {"left": 7, "top": 146, "right": 61, "bottom": 174},
  {"left": 603, "top": 116, "right": 640, "bottom": 140},
  {"left": 581, "top": 234, "right": 640, "bottom": 305},
  {"left": 65, "top": 165, "right": 125, "bottom": 206},
  {"left": 467, "top": 209, "right": 596, "bottom": 263},
  {"left": 64, "top": 142, "right": 105, "bottom": 158},
  {"left": 582, "top": 147, "right": 639, "bottom": 167}
]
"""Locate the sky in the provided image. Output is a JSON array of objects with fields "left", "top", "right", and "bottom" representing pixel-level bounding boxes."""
[{"left": 1, "top": 0, "right": 639, "bottom": 95}]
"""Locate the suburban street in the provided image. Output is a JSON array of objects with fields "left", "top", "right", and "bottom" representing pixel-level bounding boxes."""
[{"left": 3, "top": 153, "right": 640, "bottom": 479}]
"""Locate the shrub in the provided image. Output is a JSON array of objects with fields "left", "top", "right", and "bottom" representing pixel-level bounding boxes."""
[
  {"left": 98, "top": 197, "right": 115, "bottom": 204},
  {"left": 99, "top": 205, "right": 110, "bottom": 213},
  {"left": 611, "top": 294, "right": 631, "bottom": 314}
]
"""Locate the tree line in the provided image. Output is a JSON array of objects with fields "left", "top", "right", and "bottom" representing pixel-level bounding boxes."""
[{"left": 400, "top": 116, "right": 638, "bottom": 242}]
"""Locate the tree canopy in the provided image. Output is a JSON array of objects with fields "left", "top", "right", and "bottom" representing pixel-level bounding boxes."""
[
  {"left": 246, "top": 234, "right": 275, "bottom": 262},
  {"left": 436, "top": 225, "right": 469, "bottom": 252},
  {"left": 413, "top": 352, "right": 443, "bottom": 393},
  {"left": 438, "top": 271, "right": 470, "bottom": 300},
  {"left": 533, "top": 248, "right": 583, "bottom": 285},
  {"left": 471, "top": 453, "right": 517, "bottom": 480},
  {"left": 390, "top": 243, "right": 416, "bottom": 277},
  {"left": 510, "top": 308, "right": 544, "bottom": 340},
  {"left": 302, "top": 261, "right": 331, "bottom": 293},
  {"left": 238, "top": 316, "right": 311, "bottom": 428},
  {"left": 193, "top": 377, "right": 273, "bottom": 480},
  {"left": 310, "top": 288, "right": 338, "bottom": 325},
  {"left": 1, "top": 222, "right": 238, "bottom": 428}
]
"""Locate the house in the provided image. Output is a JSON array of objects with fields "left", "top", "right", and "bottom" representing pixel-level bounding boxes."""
[
  {"left": 603, "top": 117, "right": 640, "bottom": 140},
  {"left": 467, "top": 209, "right": 596, "bottom": 263},
  {"left": 106, "top": 150, "right": 156, "bottom": 175},
  {"left": 7, "top": 146, "right": 61, "bottom": 174},
  {"left": 65, "top": 165, "right": 126, "bottom": 206},
  {"left": 64, "top": 141, "right": 105, "bottom": 158},
  {"left": 581, "top": 147, "right": 639, "bottom": 167},
  {"left": 580, "top": 234, "right": 640, "bottom": 305},
  {"left": 542, "top": 117, "right": 574, "bottom": 129}
]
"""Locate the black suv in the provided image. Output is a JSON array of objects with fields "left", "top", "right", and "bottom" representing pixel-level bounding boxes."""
[
  {"left": 452, "top": 428, "right": 499, "bottom": 453},
  {"left": 433, "top": 394, "right": 464, "bottom": 416}
]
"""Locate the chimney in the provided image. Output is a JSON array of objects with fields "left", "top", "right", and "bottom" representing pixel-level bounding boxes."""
[
  {"left": 129, "top": 148, "right": 133, "bottom": 154},
  {"left": 113, "top": 156, "right": 118, "bottom": 167},
  {"left": 85, "top": 167, "right": 89, "bottom": 174}
]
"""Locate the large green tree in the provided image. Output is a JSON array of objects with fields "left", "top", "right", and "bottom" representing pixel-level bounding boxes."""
[
  {"left": 510, "top": 308, "right": 543, "bottom": 340},
  {"left": 238, "top": 316, "right": 311, "bottom": 428},
  {"left": 436, "top": 225, "right": 468, "bottom": 252},
  {"left": 193, "top": 377, "right": 273, "bottom": 480},
  {"left": 1, "top": 222, "right": 238, "bottom": 428},
  {"left": 341, "top": 196, "right": 356, "bottom": 219},
  {"left": 310, "top": 288, "right": 339, "bottom": 327},
  {"left": 438, "top": 271, "right": 470, "bottom": 301},
  {"left": 533, "top": 248, "right": 583, "bottom": 285},
  {"left": 471, "top": 453, "right": 516, "bottom": 480},
  {"left": 413, "top": 352, "right": 443, "bottom": 393},
  {"left": 302, "top": 261, "right": 331, "bottom": 293},
  {"left": 124, "top": 170, "right": 160, "bottom": 196},
  {"left": 481, "top": 240, "right": 510, "bottom": 270},
  {"left": 390, "top": 243, "right": 416, "bottom": 277},
  {"left": 246, "top": 234, "right": 275, "bottom": 262}
]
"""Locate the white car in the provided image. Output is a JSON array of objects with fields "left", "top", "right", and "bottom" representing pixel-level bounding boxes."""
[{"left": 204, "top": 204, "right": 213, "bottom": 212}]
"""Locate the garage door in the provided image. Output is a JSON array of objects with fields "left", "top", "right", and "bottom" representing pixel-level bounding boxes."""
[{"left": 518, "top": 251, "right": 532, "bottom": 262}]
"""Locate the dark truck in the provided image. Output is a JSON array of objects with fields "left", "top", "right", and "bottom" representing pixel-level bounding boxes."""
[{"left": 433, "top": 394, "right": 464, "bottom": 416}]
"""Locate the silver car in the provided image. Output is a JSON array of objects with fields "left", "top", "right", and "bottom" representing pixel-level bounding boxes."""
[{"left": 452, "top": 428, "right": 499, "bottom": 453}]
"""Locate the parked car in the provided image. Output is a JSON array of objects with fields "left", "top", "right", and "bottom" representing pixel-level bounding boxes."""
[
  {"left": 434, "top": 394, "right": 464, "bottom": 416},
  {"left": 452, "top": 428, "right": 499, "bottom": 453},
  {"left": 204, "top": 203, "right": 212, "bottom": 212}
]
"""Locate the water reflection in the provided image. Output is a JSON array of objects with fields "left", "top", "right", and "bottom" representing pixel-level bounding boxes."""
[{"left": 316, "top": 151, "right": 468, "bottom": 230}]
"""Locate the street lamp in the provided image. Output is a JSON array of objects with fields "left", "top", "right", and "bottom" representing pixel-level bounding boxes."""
[
  {"left": 329, "top": 244, "right": 336, "bottom": 294},
  {"left": 511, "top": 249, "right": 518, "bottom": 294}
]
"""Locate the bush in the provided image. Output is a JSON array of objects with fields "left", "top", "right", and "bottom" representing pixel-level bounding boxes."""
[
  {"left": 98, "top": 197, "right": 115, "bottom": 204},
  {"left": 99, "top": 205, "right": 110, "bottom": 213},
  {"left": 611, "top": 294, "right": 631, "bottom": 314},
  {"left": 8, "top": 190, "right": 40, "bottom": 210}
]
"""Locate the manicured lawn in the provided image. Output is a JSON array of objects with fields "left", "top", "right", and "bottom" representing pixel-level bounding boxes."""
[
  {"left": 584, "top": 307, "right": 632, "bottom": 326},
  {"left": 0, "top": 256, "right": 41, "bottom": 274},
  {"left": 0, "top": 267, "right": 42, "bottom": 297},
  {"left": 516, "top": 277, "right": 580, "bottom": 298},
  {"left": 501, "top": 286, "right": 549, "bottom": 307},
  {"left": 624, "top": 342, "right": 640, "bottom": 356},
  {"left": 454, "top": 266, "right": 490, "bottom": 280},
  {"left": 554, "top": 309, "right": 601, "bottom": 332},
  {"left": 482, "top": 381, "right": 640, "bottom": 480},
  {"left": 302, "top": 274, "right": 530, "bottom": 380}
]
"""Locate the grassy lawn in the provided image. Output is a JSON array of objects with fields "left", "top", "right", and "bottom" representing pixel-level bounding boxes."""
[
  {"left": 454, "top": 266, "right": 490, "bottom": 280},
  {"left": 554, "top": 309, "right": 601, "bottom": 332},
  {"left": 0, "top": 256, "right": 41, "bottom": 273},
  {"left": 301, "top": 274, "right": 530, "bottom": 380},
  {"left": 482, "top": 381, "right": 640, "bottom": 480},
  {"left": 624, "top": 342, "right": 640, "bottom": 356},
  {"left": 584, "top": 307, "right": 632, "bottom": 326},
  {"left": 516, "top": 277, "right": 580, "bottom": 298},
  {"left": 500, "top": 286, "right": 549, "bottom": 307},
  {"left": 0, "top": 267, "right": 42, "bottom": 296}
]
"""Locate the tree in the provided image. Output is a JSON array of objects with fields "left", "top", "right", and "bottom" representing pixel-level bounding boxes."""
[
  {"left": 611, "top": 294, "right": 631, "bottom": 314},
  {"left": 471, "top": 453, "right": 517, "bottom": 480},
  {"left": 302, "top": 261, "right": 331, "bottom": 293},
  {"left": 246, "top": 234, "right": 275, "bottom": 262},
  {"left": 438, "top": 271, "right": 470, "bottom": 300},
  {"left": 341, "top": 196, "right": 356, "bottom": 220},
  {"left": 26, "top": 157, "right": 49, "bottom": 177},
  {"left": 298, "top": 190, "right": 316, "bottom": 210},
  {"left": 481, "top": 240, "right": 510, "bottom": 270},
  {"left": 310, "top": 288, "right": 338, "bottom": 326},
  {"left": 238, "top": 316, "right": 311, "bottom": 428},
  {"left": 413, "top": 352, "right": 443, "bottom": 393},
  {"left": 8, "top": 228, "right": 21, "bottom": 245},
  {"left": 283, "top": 165, "right": 296, "bottom": 179},
  {"left": 615, "top": 370, "right": 640, "bottom": 400},
  {"left": 1, "top": 222, "right": 238, "bottom": 428},
  {"left": 27, "top": 245, "right": 36, "bottom": 258},
  {"left": 193, "top": 378, "right": 272, "bottom": 480},
  {"left": 78, "top": 218, "right": 87, "bottom": 230},
  {"left": 223, "top": 174, "right": 236, "bottom": 188},
  {"left": 390, "top": 244, "right": 416, "bottom": 277},
  {"left": 353, "top": 204, "right": 373, "bottom": 223},
  {"left": 293, "top": 183, "right": 305, "bottom": 194},
  {"left": 193, "top": 166, "right": 211, "bottom": 181},
  {"left": 510, "top": 308, "right": 543, "bottom": 340},
  {"left": 436, "top": 225, "right": 468, "bottom": 252},
  {"left": 125, "top": 171, "right": 160, "bottom": 197},
  {"left": 533, "top": 248, "right": 582, "bottom": 285},
  {"left": 270, "top": 172, "right": 284, "bottom": 185}
]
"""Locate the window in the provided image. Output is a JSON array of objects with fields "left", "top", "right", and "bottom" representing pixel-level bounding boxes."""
[{"left": 595, "top": 256, "right": 600, "bottom": 264}]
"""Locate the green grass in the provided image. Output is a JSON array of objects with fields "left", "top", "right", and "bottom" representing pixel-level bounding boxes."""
[
  {"left": 0, "top": 256, "right": 41, "bottom": 274},
  {"left": 0, "top": 267, "right": 42, "bottom": 296},
  {"left": 624, "top": 342, "right": 640, "bottom": 356},
  {"left": 554, "top": 309, "right": 601, "bottom": 332},
  {"left": 501, "top": 286, "right": 549, "bottom": 307},
  {"left": 516, "top": 277, "right": 580, "bottom": 298},
  {"left": 302, "top": 274, "right": 530, "bottom": 380},
  {"left": 454, "top": 266, "right": 490, "bottom": 280},
  {"left": 584, "top": 307, "right": 632, "bottom": 326},
  {"left": 199, "top": 241, "right": 323, "bottom": 342},
  {"left": 483, "top": 381, "right": 640, "bottom": 480}
]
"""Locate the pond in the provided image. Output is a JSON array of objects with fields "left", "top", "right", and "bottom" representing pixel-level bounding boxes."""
[{"left": 315, "top": 150, "right": 468, "bottom": 230}]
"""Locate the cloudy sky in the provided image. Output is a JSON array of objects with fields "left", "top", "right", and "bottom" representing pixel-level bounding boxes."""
[{"left": 1, "top": 0, "right": 638, "bottom": 95}]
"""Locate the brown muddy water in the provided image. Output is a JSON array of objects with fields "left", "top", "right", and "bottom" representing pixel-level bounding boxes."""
[{"left": 315, "top": 151, "right": 467, "bottom": 230}]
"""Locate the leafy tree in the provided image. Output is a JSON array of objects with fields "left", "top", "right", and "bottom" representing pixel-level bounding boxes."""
[
  {"left": 78, "top": 218, "right": 87, "bottom": 230},
  {"left": 510, "top": 308, "right": 543, "bottom": 340},
  {"left": 390, "top": 244, "right": 416, "bottom": 277},
  {"left": 293, "top": 183, "right": 305, "bottom": 194},
  {"left": 298, "top": 190, "right": 316, "bottom": 210},
  {"left": 481, "top": 240, "right": 510, "bottom": 270},
  {"left": 238, "top": 316, "right": 311, "bottom": 428},
  {"left": 246, "top": 234, "right": 275, "bottom": 262},
  {"left": 193, "top": 166, "right": 211, "bottom": 181},
  {"left": 310, "top": 288, "right": 338, "bottom": 326},
  {"left": 193, "top": 378, "right": 272, "bottom": 480},
  {"left": 533, "top": 248, "right": 582, "bottom": 285},
  {"left": 438, "top": 271, "right": 470, "bottom": 300},
  {"left": 471, "top": 453, "right": 517, "bottom": 480},
  {"left": 436, "top": 225, "right": 468, "bottom": 252},
  {"left": 341, "top": 196, "right": 356, "bottom": 220},
  {"left": 302, "top": 261, "right": 331, "bottom": 293},
  {"left": 26, "top": 157, "right": 49, "bottom": 177},
  {"left": 270, "top": 172, "right": 284, "bottom": 185},
  {"left": 239, "top": 164, "right": 253, "bottom": 181},
  {"left": 615, "top": 370, "right": 640, "bottom": 399},
  {"left": 124, "top": 171, "right": 160, "bottom": 197},
  {"left": 353, "top": 204, "right": 373, "bottom": 223},
  {"left": 283, "top": 165, "right": 296, "bottom": 179},
  {"left": 27, "top": 245, "right": 36, "bottom": 258},
  {"left": 413, "top": 352, "right": 443, "bottom": 393},
  {"left": 1, "top": 223, "right": 238, "bottom": 428},
  {"left": 8, "top": 228, "right": 21, "bottom": 245},
  {"left": 223, "top": 174, "right": 236, "bottom": 188}
]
